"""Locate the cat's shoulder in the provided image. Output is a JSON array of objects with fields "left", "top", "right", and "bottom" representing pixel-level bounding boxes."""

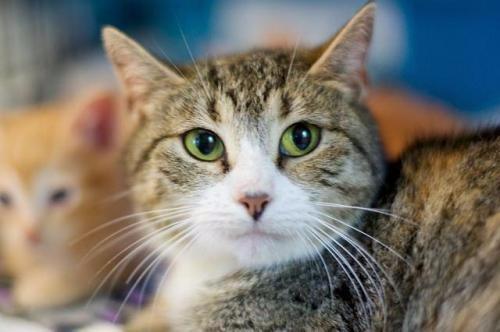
[{"left": 402, "top": 126, "right": 500, "bottom": 166}]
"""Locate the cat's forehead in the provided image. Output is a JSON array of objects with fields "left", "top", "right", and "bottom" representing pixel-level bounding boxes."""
[
  {"left": 164, "top": 49, "right": 313, "bottom": 130},
  {"left": 151, "top": 48, "right": 352, "bottom": 150},
  {"left": 201, "top": 50, "right": 310, "bottom": 97},
  {"left": 0, "top": 110, "right": 73, "bottom": 183}
]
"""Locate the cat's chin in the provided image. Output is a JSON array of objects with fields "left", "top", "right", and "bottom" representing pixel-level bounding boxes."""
[{"left": 225, "top": 232, "right": 315, "bottom": 269}]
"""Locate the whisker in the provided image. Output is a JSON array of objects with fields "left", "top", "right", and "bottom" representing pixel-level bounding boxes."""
[
  {"left": 310, "top": 218, "right": 384, "bottom": 319},
  {"left": 90, "top": 219, "right": 187, "bottom": 282},
  {"left": 314, "top": 202, "right": 417, "bottom": 226},
  {"left": 79, "top": 210, "right": 190, "bottom": 265},
  {"left": 297, "top": 230, "right": 334, "bottom": 300},
  {"left": 314, "top": 211, "right": 409, "bottom": 265},
  {"left": 98, "top": 182, "right": 152, "bottom": 204},
  {"left": 85, "top": 220, "right": 190, "bottom": 308},
  {"left": 125, "top": 223, "right": 196, "bottom": 284},
  {"left": 285, "top": 36, "right": 300, "bottom": 85},
  {"left": 151, "top": 39, "right": 188, "bottom": 81},
  {"left": 177, "top": 23, "right": 210, "bottom": 98},
  {"left": 305, "top": 225, "right": 372, "bottom": 325},
  {"left": 313, "top": 215, "right": 401, "bottom": 299},
  {"left": 112, "top": 225, "right": 199, "bottom": 322},
  {"left": 71, "top": 205, "right": 193, "bottom": 245},
  {"left": 149, "top": 232, "right": 202, "bottom": 324},
  {"left": 310, "top": 224, "right": 377, "bottom": 309}
]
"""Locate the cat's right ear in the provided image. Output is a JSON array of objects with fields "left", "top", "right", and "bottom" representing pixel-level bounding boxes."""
[
  {"left": 307, "top": 2, "right": 375, "bottom": 98},
  {"left": 102, "top": 27, "right": 185, "bottom": 117}
]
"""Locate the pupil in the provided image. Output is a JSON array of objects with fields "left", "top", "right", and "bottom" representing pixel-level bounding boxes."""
[
  {"left": 195, "top": 132, "right": 217, "bottom": 155},
  {"left": 51, "top": 189, "right": 68, "bottom": 204},
  {"left": 292, "top": 124, "right": 312, "bottom": 150}
]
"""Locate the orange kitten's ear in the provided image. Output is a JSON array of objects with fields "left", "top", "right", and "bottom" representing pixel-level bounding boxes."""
[
  {"left": 308, "top": 1, "right": 375, "bottom": 97},
  {"left": 102, "top": 26, "right": 185, "bottom": 116},
  {"left": 73, "top": 91, "right": 119, "bottom": 151}
]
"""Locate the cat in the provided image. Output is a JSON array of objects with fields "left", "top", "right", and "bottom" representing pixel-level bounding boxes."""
[
  {"left": 0, "top": 91, "right": 139, "bottom": 310},
  {"left": 103, "top": 2, "right": 383, "bottom": 329},
  {"left": 177, "top": 129, "right": 499, "bottom": 331}
]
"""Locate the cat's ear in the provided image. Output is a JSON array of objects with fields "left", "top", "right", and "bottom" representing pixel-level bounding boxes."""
[
  {"left": 102, "top": 27, "right": 185, "bottom": 115},
  {"left": 308, "top": 1, "right": 375, "bottom": 96},
  {"left": 72, "top": 91, "right": 121, "bottom": 152}
]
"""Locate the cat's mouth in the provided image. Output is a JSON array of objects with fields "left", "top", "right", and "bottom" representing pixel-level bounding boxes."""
[{"left": 231, "top": 227, "right": 286, "bottom": 241}]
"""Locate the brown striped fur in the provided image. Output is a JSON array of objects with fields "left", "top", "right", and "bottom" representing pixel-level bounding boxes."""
[{"left": 181, "top": 129, "right": 500, "bottom": 331}]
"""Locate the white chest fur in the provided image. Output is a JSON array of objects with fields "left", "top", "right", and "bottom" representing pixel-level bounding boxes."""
[{"left": 161, "top": 250, "right": 239, "bottom": 327}]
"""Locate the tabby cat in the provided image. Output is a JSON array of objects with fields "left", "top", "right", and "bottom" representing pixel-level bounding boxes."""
[
  {"left": 103, "top": 2, "right": 499, "bottom": 331},
  {"left": 0, "top": 92, "right": 138, "bottom": 310},
  {"left": 180, "top": 130, "right": 500, "bottom": 331}
]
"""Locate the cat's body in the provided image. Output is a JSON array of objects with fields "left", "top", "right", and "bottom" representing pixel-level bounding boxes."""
[
  {"left": 102, "top": 2, "right": 499, "bottom": 331},
  {"left": 178, "top": 129, "right": 500, "bottom": 331},
  {"left": 369, "top": 130, "right": 500, "bottom": 331},
  {"left": 0, "top": 92, "right": 138, "bottom": 310}
]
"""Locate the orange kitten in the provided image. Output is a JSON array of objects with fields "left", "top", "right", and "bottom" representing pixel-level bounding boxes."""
[{"left": 0, "top": 92, "right": 138, "bottom": 310}]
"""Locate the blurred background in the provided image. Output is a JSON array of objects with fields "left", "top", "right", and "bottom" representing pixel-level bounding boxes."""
[{"left": 1, "top": 0, "right": 499, "bottom": 157}]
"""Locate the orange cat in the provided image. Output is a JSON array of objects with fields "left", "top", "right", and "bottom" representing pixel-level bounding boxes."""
[{"left": 0, "top": 92, "right": 139, "bottom": 310}]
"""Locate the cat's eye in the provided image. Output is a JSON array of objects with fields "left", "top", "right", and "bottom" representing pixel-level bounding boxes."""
[
  {"left": 0, "top": 192, "right": 12, "bottom": 207},
  {"left": 280, "top": 122, "right": 321, "bottom": 157},
  {"left": 49, "top": 188, "right": 71, "bottom": 205},
  {"left": 183, "top": 129, "right": 225, "bottom": 162}
]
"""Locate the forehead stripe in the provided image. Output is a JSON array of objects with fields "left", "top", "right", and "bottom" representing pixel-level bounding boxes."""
[
  {"left": 207, "top": 98, "right": 219, "bottom": 122},
  {"left": 132, "top": 134, "right": 176, "bottom": 175}
]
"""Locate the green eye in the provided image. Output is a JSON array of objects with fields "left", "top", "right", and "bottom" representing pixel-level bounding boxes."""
[
  {"left": 280, "top": 122, "right": 321, "bottom": 157},
  {"left": 183, "top": 129, "right": 224, "bottom": 161}
]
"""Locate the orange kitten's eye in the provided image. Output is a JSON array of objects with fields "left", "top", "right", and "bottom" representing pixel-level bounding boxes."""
[
  {"left": 49, "top": 188, "right": 71, "bottom": 206},
  {"left": 0, "top": 192, "right": 12, "bottom": 208}
]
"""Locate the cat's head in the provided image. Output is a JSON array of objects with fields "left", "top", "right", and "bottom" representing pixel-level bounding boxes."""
[
  {"left": 104, "top": 2, "right": 384, "bottom": 267},
  {"left": 0, "top": 92, "right": 124, "bottom": 247}
]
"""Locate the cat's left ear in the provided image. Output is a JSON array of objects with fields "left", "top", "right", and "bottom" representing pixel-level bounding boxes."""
[
  {"left": 308, "top": 1, "right": 375, "bottom": 97},
  {"left": 72, "top": 91, "right": 121, "bottom": 152},
  {"left": 102, "top": 27, "right": 185, "bottom": 117}
]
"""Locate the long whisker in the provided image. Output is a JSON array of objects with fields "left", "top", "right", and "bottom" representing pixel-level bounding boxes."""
[
  {"left": 314, "top": 202, "right": 417, "bottom": 226},
  {"left": 89, "top": 219, "right": 187, "bottom": 282},
  {"left": 98, "top": 181, "right": 152, "bottom": 204},
  {"left": 71, "top": 206, "right": 193, "bottom": 245},
  {"left": 151, "top": 39, "right": 188, "bottom": 81},
  {"left": 305, "top": 225, "right": 372, "bottom": 325},
  {"left": 310, "top": 218, "right": 384, "bottom": 319},
  {"left": 297, "top": 229, "right": 334, "bottom": 300},
  {"left": 79, "top": 210, "right": 190, "bottom": 265},
  {"left": 314, "top": 210, "right": 409, "bottom": 265},
  {"left": 85, "top": 220, "right": 190, "bottom": 308},
  {"left": 312, "top": 215, "right": 401, "bottom": 299},
  {"left": 310, "top": 223, "right": 377, "bottom": 309},
  {"left": 107, "top": 220, "right": 193, "bottom": 298},
  {"left": 149, "top": 232, "right": 202, "bottom": 323},
  {"left": 125, "top": 223, "right": 196, "bottom": 284},
  {"left": 177, "top": 23, "right": 210, "bottom": 98},
  {"left": 112, "top": 224, "right": 199, "bottom": 322},
  {"left": 285, "top": 37, "right": 300, "bottom": 85}
]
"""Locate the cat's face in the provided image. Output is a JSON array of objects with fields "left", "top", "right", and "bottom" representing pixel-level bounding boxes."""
[
  {"left": 105, "top": 3, "right": 384, "bottom": 267},
  {"left": 0, "top": 116, "right": 79, "bottom": 246},
  {"left": 0, "top": 94, "right": 122, "bottom": 248}
]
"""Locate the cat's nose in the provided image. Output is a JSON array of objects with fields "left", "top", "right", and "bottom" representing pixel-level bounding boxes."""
[
  {"left": 238, "top": 193, "right": 271, "bottom": 221},
  {"left": 24, "top": 227, "right": 40, "bottom": 244}
]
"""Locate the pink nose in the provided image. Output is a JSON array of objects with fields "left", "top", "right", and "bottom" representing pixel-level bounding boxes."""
[
  {"left": 238, "top": 193, "right": 271, "bottom": 221},
  {"left": 24, "top": 227, "right": 40, "bottom": 244}
]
